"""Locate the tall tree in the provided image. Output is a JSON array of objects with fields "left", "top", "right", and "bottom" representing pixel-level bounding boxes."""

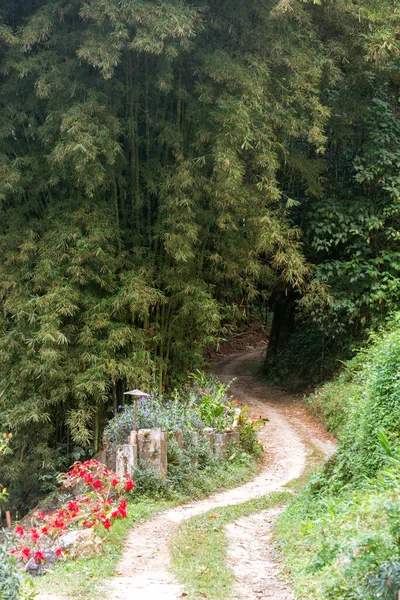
[
  {"left": 265, "top": 0, "right": 400, "bottom": 384},
  {"left": 3, "top": 0, "right": 397, "bottom": 510}
]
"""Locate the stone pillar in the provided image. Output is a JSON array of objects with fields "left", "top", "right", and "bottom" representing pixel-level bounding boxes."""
[
  {"left": 170, "top": 431, "right": 184, "bottom": 449},
  {"left": 202, "top": 428, "right": 215, "bottom": 452},
  {"left": 214, "top": 433, "right": 227, "bottom": 457},
  {"left": 137, "top": 428, "right": 167, "bottom": 477},
  {"left": 95, "top": 449, "right": 107, "bottom": 466},
  {"left": 116, "top": 444, "right": 137, "bottom": 478},
  {"left": 191, "top": 432, "right": 199, "bottom": 445},
  {"left": 105, "top": 445, "right": 117, "bottom": 471}
]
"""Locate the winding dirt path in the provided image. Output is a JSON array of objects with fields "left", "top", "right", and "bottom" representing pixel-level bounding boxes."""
[{"left": 106, "top": 349, "right": 335, "bottom": 600}]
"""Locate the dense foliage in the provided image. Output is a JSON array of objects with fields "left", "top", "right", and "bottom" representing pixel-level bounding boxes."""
[
  {"left": 277, "top": 314, "right": 400, "bottom": 599},
  {"left": 0, "top": 0, "right": 399, "bottom": 512},
  {"left": 0, "top": 546, "right": 25, "bottom": 600},
  {"left": 265, "top": 1, "right": 400, "bottom": 385},
  {"left": 104, "top": 373, "right": 238, "bottom": 444},
  {"left": 0, "top": 0, "right": 322, "bottom": 513}
]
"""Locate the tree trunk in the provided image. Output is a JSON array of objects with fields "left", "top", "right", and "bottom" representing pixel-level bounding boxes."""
[{"left": 265, "top": 291, "right": 297, "bottom": 367}]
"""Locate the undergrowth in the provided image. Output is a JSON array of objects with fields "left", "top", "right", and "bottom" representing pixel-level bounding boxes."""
[{"left": 276, "top": 314, "right": 400, "bottom": 599}]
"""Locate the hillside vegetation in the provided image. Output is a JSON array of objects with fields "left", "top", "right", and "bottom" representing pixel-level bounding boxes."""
[
  {"left": 0, "top": 0, "right": 399, "bottom": 518},
  {"left": 277, "top": 314, "right": 400, "bottom": 599}
]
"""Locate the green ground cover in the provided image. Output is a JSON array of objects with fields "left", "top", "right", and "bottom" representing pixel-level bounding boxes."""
[
  {"left": 276, "top": 315, "right": 400, "bottom": 600},
  {"left": 171, "top": 493, "right": 289, "bottom": 600}
]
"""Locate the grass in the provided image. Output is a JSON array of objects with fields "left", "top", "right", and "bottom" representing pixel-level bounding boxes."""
[
  {"left": 273, "top": 318, "right": 400, "bottom": 599},
  {"left": 170, "top": 442, "right": 325, "bottom": 600},
  {"left": 283, "top": 442, "right": 325, "bottom": 494},
  {"left": 274, "top": 476, "right": 400, "bottom": 600},
  {"left": 170, "top": 493, "right": 290, "bottom": 600}
]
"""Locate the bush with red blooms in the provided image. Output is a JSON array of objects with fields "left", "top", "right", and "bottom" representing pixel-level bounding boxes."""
[{"left": 9, "top": 460, "right": 135, "bottom": 567}]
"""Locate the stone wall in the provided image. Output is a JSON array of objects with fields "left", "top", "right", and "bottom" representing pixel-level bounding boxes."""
[{"left": 102, "top": 428, "right": 240, "bottom": 478}]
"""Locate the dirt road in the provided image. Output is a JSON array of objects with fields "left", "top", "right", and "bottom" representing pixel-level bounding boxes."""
[{"left": 105, "top": 349, "right": 335, "bottom": 600}]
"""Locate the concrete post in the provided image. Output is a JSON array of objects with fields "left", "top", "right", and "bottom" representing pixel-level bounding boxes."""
[
  {"left": 116, "top": 444, "right": 137, "bottom": 478},
  {"left": 170, "top": 431, "right": 184, "bottom": 449},
  {"left": 214, "top": 433, "right": 227, "bottom": 457},
  {"left": 137, "top": 428, "right": 167, "bottom": 477},
  {"left": 226, "top": 431, "right": 240, "bottom": 446}
]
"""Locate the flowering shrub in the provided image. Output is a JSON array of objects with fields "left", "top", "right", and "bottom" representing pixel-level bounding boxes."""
[
  {"left": 9, "top": 460, "right": 134, "bottom": 566},
  {"left": 104, "top": 373, "right": 236, "bottom": 444}
]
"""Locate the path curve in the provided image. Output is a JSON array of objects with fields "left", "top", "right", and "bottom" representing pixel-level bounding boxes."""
[{"left": 107, "top": 349, "right": 335, "bottom": 600}]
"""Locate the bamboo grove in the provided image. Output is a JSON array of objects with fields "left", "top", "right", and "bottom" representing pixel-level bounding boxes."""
[{"left": 0, "top": 0, "right": 399, "bottom": 512}]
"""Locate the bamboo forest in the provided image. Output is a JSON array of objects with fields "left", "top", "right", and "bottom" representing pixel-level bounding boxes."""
[{"left": 1, "top": 2, "right": 400, "bottom": 599}]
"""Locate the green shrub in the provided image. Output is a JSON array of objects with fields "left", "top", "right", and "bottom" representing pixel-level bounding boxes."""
[
  {"left": 276, "top": 314, "right": 400, "bottom": 600},
  {"left": 0, "top": 547, "right": 24, "bottom": 600},
  {"left": 103, "top": 374, "right": 236, "bottom": 445},
  {"left": 306, "top": 316, "right": 400, "bottom": 486},
  {"left": 131, "top": 432, "right": 256, "bottom": 502}
]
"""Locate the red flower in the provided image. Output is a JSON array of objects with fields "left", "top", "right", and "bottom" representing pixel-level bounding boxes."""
[
  {"left": 118, "top": 501, "right": 128, "bottom": 518},
  {"left": 111, "top": 478, "right": 119, "bottom": 487},
  {"left": 37, "top": 512, "right": 46, "bottom": 520},
  {"left": 34, "top": 551, "right": 45, "bottom": 564},
  {"left": 83, "top": 473, "right": 94, "bottom": 485},
  {"left": 22, "top": 547, "right": 31, "bottom": 561},
  {"left": 67, "top": 501, "right": 79, "bottom": 513},
  {"left": 53, "top": 518, "right": 66, "bottom": 530},
  {"left": 93, "top": 479, "right": 102, "bottom": 490},
  {"left": 55, "top": 548, "right": 63, "bottom": 557},
  {"left": 41, "top": 526, "right": 49, "bottom": 535},
  {"left": 15, "top": 525, "right": 25, "bottom": 537},
  {"left": 125, "top": 480, "right": 135, "bottom": 492},
  {"left": 30, "top": 528, "right": 40, "bottom": 543},
  {"left": 102, "top": 519, "right": 111, "bottom": 530}
]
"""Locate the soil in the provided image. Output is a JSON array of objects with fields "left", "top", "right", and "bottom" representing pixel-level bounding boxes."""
[{"left": 37, "top": 343, "right": 335, "bottom": 600}]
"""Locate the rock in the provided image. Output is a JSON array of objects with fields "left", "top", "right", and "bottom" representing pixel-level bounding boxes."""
[
  {"left": 68, "top": 528, "right": 103, "bottom": 560},
  {"left": 24, "top": 549, "right": 59, "bottom": 576},
  {"left": 56, "top": 529, "right": 80, "bottom": 550}
]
